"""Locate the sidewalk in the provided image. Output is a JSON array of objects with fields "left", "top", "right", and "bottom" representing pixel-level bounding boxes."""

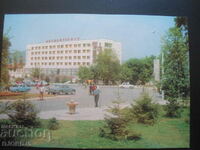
[
  {"left": 0, "top": 107, "right": 110, "bottom": 120},
  {"left": 39, "top": 107, "right": 109, "bottom": 120},
  {"left": 0, "top": 101, "right": 167, "bottom": 120}
]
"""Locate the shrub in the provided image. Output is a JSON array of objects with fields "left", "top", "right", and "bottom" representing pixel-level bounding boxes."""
[
  {"left": 129, "top": 92, "right": 159, "bottom": 125},
  {"left": 7, "top": 100, "right": 41, "bottom": 127},
  {"left": 99, "top": 100, "right": 141, "bottom": 140},
  {"left": 0, "top": 101, "right": 11, "bottom": 114},
  {"left": 164, "top": 99, "right": 183, "bottom": 118},
  {"left": 47, "top": 117, "right": 59, "bottom": 130}
]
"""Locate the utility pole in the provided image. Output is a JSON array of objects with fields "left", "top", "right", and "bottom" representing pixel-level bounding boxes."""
[{"left": 161, "top": 52, "right": 164, "bottom": 100}]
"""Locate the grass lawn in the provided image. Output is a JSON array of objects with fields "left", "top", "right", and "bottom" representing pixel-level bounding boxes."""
[{"left": 30, "top": 108, "right": 190, "bottom": 149}]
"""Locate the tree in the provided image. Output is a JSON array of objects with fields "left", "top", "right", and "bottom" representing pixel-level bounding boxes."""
[
  {"left": 0, "top": 34, "right": 11, "bottom": 87},
  {"left": 78, "top": 66, "right": 93, "bottom": 83},
  {"left": 119, "top": 64, "right": 132, "bottom": 82},
  {"left": 95, "top": 49, "right": 121, "bottom": 84},
  {"left": 161, "top": 27, "right": 189, "bottom": 99},
  {"left": 129, "top": 92, "right": 159, "bottom": 125},
  {"left": 8, "top": 50, "right": 25, "bottom": 71},
  {"left": 7, "top": 100, "right": 41, "bottom": 127},
  {"left": 125, "top": 56, "right": 155, "bottom": 85},
  {"left": 99, "top": 100, "right": 141, "bottom": 140},
  {"left": 90, "top": 64, "right": 100, "bottom": 83},
  {"left": 31, "top": 68, "right": 41, "bottom": 79},
  {"left": 174, "top": 17, "right": 188, "bottom": 33}
]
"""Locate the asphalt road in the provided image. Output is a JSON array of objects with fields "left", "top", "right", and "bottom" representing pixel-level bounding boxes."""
[{"left": 28, "top": 85, "right": 163, "bottom": 112}]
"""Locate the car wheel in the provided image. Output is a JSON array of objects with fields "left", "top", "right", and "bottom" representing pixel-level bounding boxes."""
[{"left": 71, "top": 91, "right": 75, "bottom": 95}]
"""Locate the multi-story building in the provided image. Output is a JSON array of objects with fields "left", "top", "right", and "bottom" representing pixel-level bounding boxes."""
[{"left": 24, "top": 38, "right": 122, "bottom": 77}]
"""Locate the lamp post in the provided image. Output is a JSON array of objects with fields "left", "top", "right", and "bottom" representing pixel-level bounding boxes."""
[{"left": 161, "top": 52, "right": 164, "bottom": 100}]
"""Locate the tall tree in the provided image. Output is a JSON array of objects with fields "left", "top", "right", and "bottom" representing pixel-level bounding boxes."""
[
  {"left": 0, "top": 34, "right": 11, "bottom": 86},
  {"left": 31, "top": 68, "right": 41, "bottom": 80},
  {"left": 78, "top": 66, "right": 93, "bottom": 83},
  {"left": 95, "top": 49, "right": 121, "bottom": 84},
  {"left": 161, "top": 27, "right": 189, "bottom": 99},
  {"left": 119, "top": 64, "right": 132, "bottom": 83},
  {"left": 125, "top": 56, "right": 155, "bottom": 85}
]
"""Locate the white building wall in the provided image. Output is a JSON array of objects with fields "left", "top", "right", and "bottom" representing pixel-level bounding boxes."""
[{"left": 25, "top": 38, "right": 122, "bottom": 75}]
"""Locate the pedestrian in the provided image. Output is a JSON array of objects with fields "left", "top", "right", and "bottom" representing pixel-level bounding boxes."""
[
  {"left": 89, "top": 84, "right": 92, "bottom": 95},
  {"left": 39, "top": 84, "right": 45, "bottom": 100},
  {"left": 93, "top": 85, "right": 100, "bottom": 107}
]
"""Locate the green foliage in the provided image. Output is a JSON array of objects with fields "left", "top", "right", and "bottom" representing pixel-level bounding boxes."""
[
  {"left": 119, "top": 64, "right": 133, "bottom": 82},
  {"left": 0, "top": 101, "right": 11, "bottom": 114},
  {"left": 15, "top": 77, "right": 24, "bottom": 82},
  {"left": 95, "top": 49, "right": 121, "bottom": 84},
  {"left": 153, "top": 80, "right": 162, "bottom": 93},
  {"left": 78, "top": 66, "right": 93, "bottom": 83},
  {"left": 47, "top": 117, "right": 60, "bottom": 130},
  {"left": 161, "top": 27, "right": 189, "bottom": 99},
  {"left": 99, "top": 100, "right": 141, "bottom": 140},
  {"left": 174, "top": 17, "right": 188, "bottom": 34},
  {"left": 130, "top": 92, "right": 159, "bottom": 125},
  {"left": 31, "top": 68, "right": 41, "bottom": 79},
  {"left": 0, "top": 34, "right": 11, "bottom": 87},
  {"left": 7, "top": 100, "right": 41, "bottom": 127},
  {"left": 9, "top": 50, "right": 25, "bottom": 71},
  {"left": 164, "top": 99, "right": 183, "bottom": 118},
  {"left": 125, "top": 56, "right": 155, "bottom": 85},
  {"left": 45, "top": 75, "right": 50, "bottom": 83}
]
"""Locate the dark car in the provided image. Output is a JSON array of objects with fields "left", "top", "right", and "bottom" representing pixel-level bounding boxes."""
[{"left": 47, "top": 84, "right": 76, "bottom": 95}]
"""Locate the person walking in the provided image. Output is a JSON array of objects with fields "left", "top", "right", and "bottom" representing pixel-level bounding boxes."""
[
  {"left": 93, "top": 85, "right": 100, "bottom": 107},
  {"left": 39, "top": 84, "right": 45, "bottom": 100}
]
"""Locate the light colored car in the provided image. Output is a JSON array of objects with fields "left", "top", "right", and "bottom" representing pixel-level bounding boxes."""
[
  {"left": 9, "top": 85, "right": 31, "bottom": 92},
  {"left": 119, "top": 82, "right": 134, "bottom": 88}
]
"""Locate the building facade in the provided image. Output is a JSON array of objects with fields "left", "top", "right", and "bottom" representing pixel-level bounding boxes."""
[{"left": 24, "top": 38, "right": 122, "bottom": 77}]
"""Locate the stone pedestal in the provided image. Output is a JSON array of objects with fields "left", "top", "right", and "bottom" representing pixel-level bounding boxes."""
[{"left": 66, "top": 100, "right": 78, "bottom": 114}]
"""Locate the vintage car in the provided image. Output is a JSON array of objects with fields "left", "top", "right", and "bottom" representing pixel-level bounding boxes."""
[
  {"left": 119, "top": 82, "right": 134, "bottom": 88},
  {"left": 9, "top": 85, "right": 31, "bottom": 92},
  {"left": 47, "top": 84, "right": 76, "bottom": 95}
]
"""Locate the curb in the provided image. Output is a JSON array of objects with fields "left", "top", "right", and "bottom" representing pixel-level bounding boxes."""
[{"left": 0, "top": 95, "right": 73, "bottom": 102}]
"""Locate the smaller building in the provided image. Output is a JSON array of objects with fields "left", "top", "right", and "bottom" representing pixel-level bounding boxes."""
[{"left": 7, "top": 64, "right": 25, "bottom": 80}]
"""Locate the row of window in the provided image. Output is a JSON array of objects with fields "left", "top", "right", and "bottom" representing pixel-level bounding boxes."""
[
  {"left": 30, "top": 49, "right": 91, "bottom": 55},
  {"left": 31, "top": 43, "right": 91, "bottom": 50},
  {"left": 30, "top": 62, "right": 90, "bottom": 66},
  {"left": 30, "top": 56, "right": 91, "bottom": 60}
]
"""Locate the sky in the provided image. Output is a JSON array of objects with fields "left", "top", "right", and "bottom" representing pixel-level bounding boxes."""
[{"left": 3, "top": 14, "right": 175, "bottom": 62}]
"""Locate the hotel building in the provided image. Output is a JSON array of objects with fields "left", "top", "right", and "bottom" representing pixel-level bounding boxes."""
[{"left": 24, "top": 38, "right": 122, "bottom": 76}]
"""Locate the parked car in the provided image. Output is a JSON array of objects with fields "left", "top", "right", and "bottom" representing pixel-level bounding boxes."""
[
  {"left": 9, "top": 85, "right": 31, "bottom": 92},
  {"left": 47, "top": 84, "right": 76, "bottom": 95},
  {"left": 119, "top": 82, "right": 134, "bottom": 88},
  {"left": 36, "top": 80, "right": 49, "bottom": 86}
]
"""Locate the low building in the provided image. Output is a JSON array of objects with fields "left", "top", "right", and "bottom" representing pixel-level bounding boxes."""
[{"left": 8, "top": 64, "right": 25, "bottom": 80}]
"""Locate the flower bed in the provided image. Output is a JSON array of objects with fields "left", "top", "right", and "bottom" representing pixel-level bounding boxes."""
[{"left": 0, "top": 91, "right": 22, "bottom": 97}]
